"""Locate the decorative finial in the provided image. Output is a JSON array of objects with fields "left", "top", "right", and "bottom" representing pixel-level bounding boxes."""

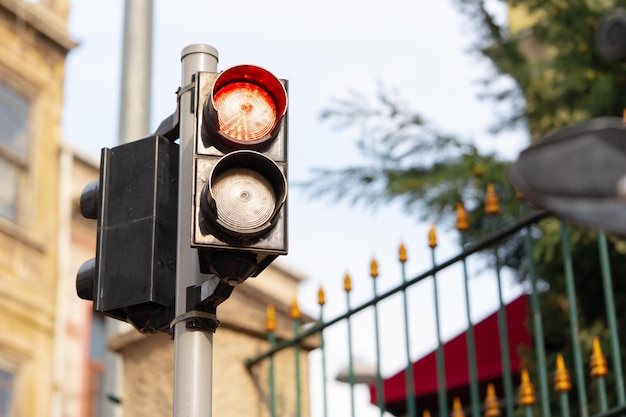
[
  {"left": 266, "top": 304, "right": 276, "bottom": 332},
  {"left": 518, "top": 368, "right": 536, "bottom": 406},
  {"left": 451, "top": 397, "right": 465, "bottom": 417},
  {"left": 484, "top": 383, "right": 500, "bottom": 417},
  {"left": 456, "top": 201, "right": 469, "bottom": 231},
  {"left": 590, "top": 337, "right": 608, "bottom": 378},
  {"left": 370, "top": 258, "right": 379, "bottom": 278},
  {"left": 399, "top": 242, "right": 407, "bottom": 263},
  {"left": 429, "top": 222, "right": 437, "bottom": 248},
  {"left": 344, "top": 272, "right": 352, "bottom": 292},
  {"left": 318, "top": 286, "right": 325, "bottom": 306},
  {"left": 554, "top": 353, "right": 572, "bottom": 392},
  {"left": 485, "top": 183, "right": 500, "bottom": 215},
  {"left": 290, "top": 298, "right": 301, "bottom": 320}
]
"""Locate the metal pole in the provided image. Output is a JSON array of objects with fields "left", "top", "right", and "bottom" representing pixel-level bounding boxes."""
[
  {"left": 429, "top": 236, "right": 448, "bottom": 417},
  {"left": 173, "top": 44, "right": 219, "bottom": 417},
  {"left": 319, "top": 301, "right": 329, "bottom": 417},
  {"left": 294, "top": 316, "right": 302, "bottom": 417},
  {"left": 371, "top": 261, "right": 385, "bottom": 416},
  {"left": 597, "top": 230, "right": 626, "bottom": 406},
  {"left": 460, "top": 233, "right": 480, "bottom": 417},
  {"left": 118, "top": 0, "right": 153, "bottom": 144},
  {"left": 494, "top": 247, "right": 514, "bottom": 417},
  {"left": 559, "top": 220, "right": 589, "bottom": 417},
  {"left": 345, "top": 273, "right": 356, "bottom": 417},
  {"left": 268, "top": 327, "right": 277, "bottom": 417},
  {"left": 524, "top": 229, "right": 551, "bottom": 417},
  {"left": 102, "top": 3, "right": 154, "bottom": 417},
  {"left": 399, "top": 245, "right": 417, "bottom": 417}
]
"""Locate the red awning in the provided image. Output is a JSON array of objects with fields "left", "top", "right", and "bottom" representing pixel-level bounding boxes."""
[{"left": 370, "top": 295, "right": 531, "bottom": 416}]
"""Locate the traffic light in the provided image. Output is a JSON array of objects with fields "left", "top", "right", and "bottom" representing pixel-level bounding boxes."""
[
  {"left": 76, "top": 135, "right": 179, "bottom": 333},
  {"left": 191, "top": 65, "right": 288, "bottom": 284},
  {"left": 510, "top": 116, "right": 626, "bottom": 234}
]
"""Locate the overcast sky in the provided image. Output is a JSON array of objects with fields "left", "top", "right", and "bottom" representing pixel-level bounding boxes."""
[{"left": 62, "top": 2, "right": 527, "bottom": 416}]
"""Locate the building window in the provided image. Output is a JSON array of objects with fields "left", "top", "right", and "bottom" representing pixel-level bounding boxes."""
[
  {"left": 88, "top": 314, "right": 106, "bottom": 417},
  {"left": 0, "top": 81, "right": 30, "bottom": 223},
  {"left": 0, "top": 368, "right": 13, "bottom": 417}
]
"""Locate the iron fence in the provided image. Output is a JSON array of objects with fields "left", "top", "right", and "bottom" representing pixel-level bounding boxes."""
[{"left": 246, "top": 187, "right": 626, "bottom": 417}]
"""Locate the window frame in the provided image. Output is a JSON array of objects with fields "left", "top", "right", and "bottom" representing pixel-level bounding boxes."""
[
  {"left": 0, "top": 75, "right": 35, "bottom": 226},
  {"left": 0, "top": 367, "right": 14, "bottom": 417}
]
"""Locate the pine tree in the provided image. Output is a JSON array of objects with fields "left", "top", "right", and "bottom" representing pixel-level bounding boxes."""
[{"left": 303, "top": 1, "right": 626, "bottom": 413}]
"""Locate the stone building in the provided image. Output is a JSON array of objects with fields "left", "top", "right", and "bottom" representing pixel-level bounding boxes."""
[
  {"left": 110, "top": 262, "right": 314, "bottom": 417},
  {"left": 0, "top": 1, "right": 94, "bottom": 416},
  {"left": 1, "top": 1, "right": 313, "bottom": 417}
]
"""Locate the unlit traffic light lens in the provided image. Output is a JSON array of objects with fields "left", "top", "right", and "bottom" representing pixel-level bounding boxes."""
[
  {"left": 211, "top": 167, "right": 276, "bottom": 232},
  {"left": 202, "top": 150, "right": 286, "bottom": 238}
]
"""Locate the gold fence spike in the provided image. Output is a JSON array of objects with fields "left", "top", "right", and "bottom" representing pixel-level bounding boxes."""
[
  {"left": 370, "top": 258, "right": 379, "bottom": 278},
  {"left": 429, "top": 222, "right": 437, "bottom": 248},
  {"left": 518, "top": 368, "right": 537, "bottom": 406},
  {"left": 485, "top": 183, "right": 500, "bottom": 215},
  {"left": 451, "top": 397, "right": 465, "bottom": 417},
  {"left": 456, "top": 202, "right": 469, "bottom": 231},
  {"left": 554, "top": 353, "right": 572, "bottom": 392},
  {"left": 344, "top": 272, "right": 352, "bottom": 293},
  {"left": 266, "top": 304, "right": 276, "bottom": 332},
  {"left": 318, "top": 286, "right": 325, "bottom": 306},
  {"left": 423, "top": 410, "right": 432, "bottom": 417},
  {"left": 590, "top": 336, "right": 608, "bottom": 378},
  {"left": 290, "top": 298, "right": 301, "bottom": 320},
  {"left": 484, "top": 383, "right": 500, "bottom": 417},
  {"left": 399, "top": 242, "right": 407, "bottom": 263}
]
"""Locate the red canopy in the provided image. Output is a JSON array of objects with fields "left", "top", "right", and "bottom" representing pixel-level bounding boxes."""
[{"left": 370, "top": 295, "right": 532, "bottom": 416}]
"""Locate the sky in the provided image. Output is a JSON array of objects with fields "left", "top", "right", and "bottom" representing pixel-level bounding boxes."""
[{"left": 62, "top": 1, "right": 528, "bottom": 416}]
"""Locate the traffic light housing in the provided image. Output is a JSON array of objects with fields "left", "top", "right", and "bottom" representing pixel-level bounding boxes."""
[
  {"left": 76, "top": 136, "right": 179, "bottom": 333},
  {"left": 191, "top": 65, "right": 288, "bottom": 284}
]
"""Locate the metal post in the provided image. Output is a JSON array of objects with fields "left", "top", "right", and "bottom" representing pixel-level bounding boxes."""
[
  {"left": 460, "top": 233, "right": 480, "bottom": 417},
  {"left": 173, "top": 44, "right": 219, "bottom": 417},
  {"left": 318, "top": 295, "right": 329, "bottom": 417},
  {"left": 100, "top": 3, "right": 155, "bottom": 417},
  {"left": 399, "top": 244, "right": 417, "bottom": 417},
  {"left": 371, "top": 260, "right": 385, "bottom": 416},
  {"left": 524, "top": 229, "right": 551, "bottom": 417},
  {"left": 559, "top": 220, "right": 589, "bottom": 417},
  {"left": 429, "top": 233, "right": 448, "bottom": 417},
  {"left": 268, "top": 341, "right": 277, "bottom": 417},
  {"left": 597, "top": 230, "right": 626, "bottom": 406},
  {"left": 494, "top": 247, "right": 514, "bottom": 417},
  {"left": 118, "top": 0, "right": 153, "bottom": 145}
]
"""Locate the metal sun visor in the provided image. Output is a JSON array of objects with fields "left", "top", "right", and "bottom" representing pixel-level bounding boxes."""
[{"left": 510, "top": 117, "right": 626, "bottom": 234}]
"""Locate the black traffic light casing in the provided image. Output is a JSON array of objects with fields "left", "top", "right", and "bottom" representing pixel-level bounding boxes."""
[
  {"left": 76, "top": 135, "right": 179, "bottom": 333},
  {"left": 510, "top": 116, "right": 626, "bottom": 234},
  {"left": 191, "top": 66, "right": 288, "bottom": 283}
]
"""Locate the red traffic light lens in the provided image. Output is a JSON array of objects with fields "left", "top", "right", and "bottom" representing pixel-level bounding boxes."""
[
  {"left": 207, "top": 65, "right": 287, "bottom": 147},
  {"left": 213, "top": 81, "right": 277, "bottom": 142}
]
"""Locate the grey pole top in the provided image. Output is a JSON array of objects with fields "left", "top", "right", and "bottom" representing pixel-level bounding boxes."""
[{"left": 181, "top": 43, "right": 219, "bottom": 62}]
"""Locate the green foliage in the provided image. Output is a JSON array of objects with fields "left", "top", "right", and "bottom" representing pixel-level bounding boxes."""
[
  {"left": 456, "top": 0, "right": 626, "bottom": 138},
  {"left": 302, "top": 0, "right": 626, "bottom": 413},
  {"left": 301, "top": 85, "right": 521, "bottom": 232}
]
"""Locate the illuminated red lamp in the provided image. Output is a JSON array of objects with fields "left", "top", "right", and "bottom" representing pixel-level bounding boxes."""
[{"left": 204, "top": 65, "right": 287, "bottom": 147}]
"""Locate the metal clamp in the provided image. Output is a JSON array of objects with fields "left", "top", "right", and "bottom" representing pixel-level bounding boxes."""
[{"left": 169, "top": 310, "right": 220, "bottom": 333}]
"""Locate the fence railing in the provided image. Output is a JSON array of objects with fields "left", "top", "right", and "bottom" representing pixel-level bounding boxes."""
[{"left": 246, "top": 186, "right": 626, "bottom": 417}]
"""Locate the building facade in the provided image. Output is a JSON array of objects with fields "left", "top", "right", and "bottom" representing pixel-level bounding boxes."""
[
  {"left": 0, "top": 0, "right": 78, "bottom": 416},
  {"left": 1, "top": 2, "right": 314, "bottom": 416},
  {"left": 109, "top": 263, "right": 314, "bottom": 417}
]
